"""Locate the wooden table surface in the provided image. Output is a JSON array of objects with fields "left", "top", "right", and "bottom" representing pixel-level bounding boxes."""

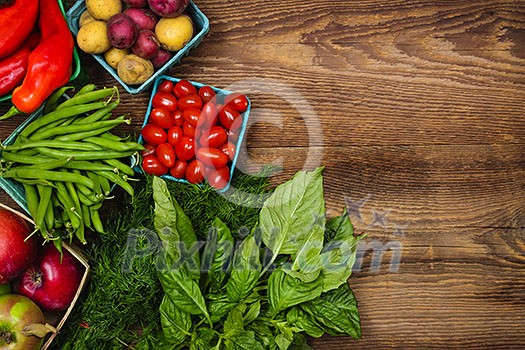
[{"left": 1, "top": 0, "right": 525, "bottom": 349}]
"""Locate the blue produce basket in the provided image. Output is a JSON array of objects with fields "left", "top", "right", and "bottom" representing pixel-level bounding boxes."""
[
  {"left": 66, "top": 1, "right": 210, "bottom": 95},
  {"left": 134, "top": 75, "right": 251, "bottom": 192}
]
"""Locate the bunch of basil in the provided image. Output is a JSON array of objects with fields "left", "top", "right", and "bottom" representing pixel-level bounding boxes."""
[{"left": 146, "top": 167, "right": 362, "bottom": 349}]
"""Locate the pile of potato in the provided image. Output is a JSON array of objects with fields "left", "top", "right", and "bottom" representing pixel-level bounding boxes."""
[{"left": 77, "top": 0, "right": 194, "bottom": 85}]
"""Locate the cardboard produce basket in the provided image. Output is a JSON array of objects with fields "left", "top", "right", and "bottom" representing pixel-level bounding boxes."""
[{"left": 0, "top": 202, "right": 90, "bottom": 350}]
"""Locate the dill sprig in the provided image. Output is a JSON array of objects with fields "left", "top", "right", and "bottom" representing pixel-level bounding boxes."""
[{"left": 51, "top": 169, "right": 273, "bottom": 350}]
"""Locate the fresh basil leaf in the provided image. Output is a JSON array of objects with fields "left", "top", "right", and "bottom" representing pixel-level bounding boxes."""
[
  {"left": 275, "top": 333, "right": 292, "bottom": 350},
  {"left": 286, "top": 307, "right": 325, "bottom": 338},
  {"left": 268, "top": 268, "right": 323, "bottom": 315},
  {"left": 209, "top": 298, "right": 237, "bottom": 323},
  {"left": 320, "top": 209, "right": 362, "bottom": 292},
  {"left": 224, "top": 331, "right": 264, "bottom": 350},
  {"left": 202, "top": 217, "right": 235, "bottom": 292},
  {"left": 259, "top": 167, "right": 326, "bottom": 278},
  {"left": 288, "top": 333, "right": 313, "bottom": 350},
  {"left": 159, "top": 295, "right": 192, "bottom": 346},
  {"left": 224, "top": 304, "right": 246, "bottom": 337},
  {"left": 244, "top": 300, "right": 261, "bottom": 324},
  {"left": 158, "top": 261, "right": 210, "bottom": 322},
  {"left": 226, "top": 235, "right": 261, "bottom": 303},
  {"left": 300, "top": 283, "right": 361, "bottom": 339},
  {"left": 190, "top": 328, "right": 219, "bottom": 350},
  {"left": 153, "top": 177, "right": 200, "bottom": 279}
]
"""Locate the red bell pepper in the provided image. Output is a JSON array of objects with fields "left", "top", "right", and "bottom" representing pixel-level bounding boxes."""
[
  {"left": 0, "top": 0, "right": 39, "bottom": 60},
  {"left": 11, "top": 0, "right": 74, "bottom": 114},
  {"left": 0, "top": 34, "right": 40, "bottom": 96}
]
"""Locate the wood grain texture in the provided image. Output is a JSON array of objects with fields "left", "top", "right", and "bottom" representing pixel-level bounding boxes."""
[{"left": 1, "top": 0, "right": 524, "bottom": 348}]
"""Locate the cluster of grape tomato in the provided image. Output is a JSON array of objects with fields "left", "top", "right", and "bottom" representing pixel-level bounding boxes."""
[{"left": 140, "top": 79, "right": 249, "bottom": 190}]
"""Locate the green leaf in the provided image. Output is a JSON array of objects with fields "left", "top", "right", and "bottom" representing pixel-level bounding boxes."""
[
  {"left": 159, "top": 295, "right": 192, "bottom": 346},
  {"left": 275, "top": 333, "right": 292, "bottom": 350},
  {"left": 224, "top": 331, "right": 264, "bottom": 350},
  {"left": 153, "top": 176, "right": 200, "bottom": 279},
  {"left": 226, "top": 235, "right": 261, "bottom": 303},
  {"left": 289, "top": 333, "right": 313, "bottom": 350},
  {"left": 259, "top": 167, "right": 326, "bottom": 279},
  {"left": 209, "top": 298, "right": 237, "bottom": 323},
  {"left": 268, "top": 268, "right": 324, "bottom": 315},
  {"left": 190, "top": 328, "right": 219, "bottom": 350},
  {"left": 244, "top": 300, "right": 261, "bottom": 324},
  {"left": 320, "top": 209, "right": 362, "bottom": 292},
  {"left": 300, "top": 283, "right": 361, "bottom": 339},
  {"left": 286, "top": 307, "right": 325, "bottom": 338},
  {"left": 224, "top": 305, "right": 246, "bottom": 338},
  {"left": 202, "top": 217, "right": 235, "bottom": 292}
]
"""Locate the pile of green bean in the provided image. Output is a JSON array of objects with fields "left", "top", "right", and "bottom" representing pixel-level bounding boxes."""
[{"left": 0, "top": 84, "right": 143, "bottom": 249}]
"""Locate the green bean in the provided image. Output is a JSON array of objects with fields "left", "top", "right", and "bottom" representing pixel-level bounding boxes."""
[
  {"left": 56, "top": 87, "right": 117, "bottom": 111},
  {"left": 96, "top": 172, "right": 111, "bottom": 195},
  {"left": 36, "top": 185, "right": 52, "bottom": 237},
  {"left": 81, "top": 202, "right": 92, "bottom": 230},
  {"left": 74, "top": 83, "right": 97, "bottom": 96},
  {"left": 52, "top": 123, "right": 117, "bottom": 142},
  {"left": 65, "top": 160, "right": 117, "bottom": 172},
  {"left": 76, "top": 101, "right": 119, "bottom": 124},
  {"left": 23, "top": 184, "right": 39, "bottom": 224},
  {"left": 30, "top": 118, "right": 128, "bottom": 141},
  {"left": 0, "top": 154, "right": 116, "bottom": 173},
  {"left": 16, "top": 178, "right": 56, "bottom": 187},
  {"left": 3, "top": 140, "right": 103, "bottom": 152},
  {"left": 44, "top": 86, "right": 75, "bottom": 114},
  {"left": 44, "top": 196, "right": 55, "bottom": 236},
  {"left": 83, "top": 136, "right": 145, "bottom": 152},
  {"left": 77, "top": 191, "right": 97, "bottom": 206},
  {"left": 97, "top": 170, "right": 134, "bottom": 196},
  {"left": 34, "top": 147, "right": 135, "bottom": 161},
  {"left": 65, "top": 181, "right": 86, "bottom": 244},
  {"left": 30, "top": 158, "right": 72, "bottom": 171},
  {"left": 100, "top": 132, "right": 127, "bottom": 142},
  {"left": 20, "top": 102, "right": 108, "bottom": 139},
  {"left": 86, "top": 170, "right": 103, "bottom": 196},
  {"left": 2, "top": 168, "right": 94, "bottom": 188},
  {"left": 90, "top": 208, "right": 105, "bottom": 234},
  {"left": 102, "top": 158, "right": 135, "bottom": 176}
]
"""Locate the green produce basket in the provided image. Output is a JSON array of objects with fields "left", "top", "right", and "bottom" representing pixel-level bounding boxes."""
[{"left": 0, "top": 0, "right": 82, "bottom": 103}]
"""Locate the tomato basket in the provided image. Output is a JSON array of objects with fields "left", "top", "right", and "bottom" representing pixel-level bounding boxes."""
[
  {"left": 65, "top": 0, "right": 210, "bottom": 95},
  {"left": 0, "top": 202, "right": 90, "bottom": 350},
  {"left": 134, "top": 75, "right": 251, "bottom": 192},
  {"left": 0, "top": 0, "right": 82, "bottom": 103}
]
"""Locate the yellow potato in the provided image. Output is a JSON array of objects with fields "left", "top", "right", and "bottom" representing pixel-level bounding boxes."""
[
  {"left": 155, "top": 15, "right": 194, "bottom": 52},
  {"left": 79, "top": 10, "right": 95, "bottom": 27},
  {"left": 77, "top": 20, "right": 111, "bottom": 54},
  {"left": 117, "top": 54, "right": 154, "bottom": 85},
  {"left": 86, "top": 0, "right": 122, "bottom": 21},
  {"left": 104, "top": 47, "right": 129, "bottom": 69}
]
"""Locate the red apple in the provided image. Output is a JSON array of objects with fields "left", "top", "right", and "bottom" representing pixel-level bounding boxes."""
[
  {"left": 0, "top": 208, "right": 37, "bottom": 284},
  {"left": 0, "top": 294, "right": 55, "bottom": 350},
  {"left": 14, "top": 245, "right": 84, "bottom": 312}
]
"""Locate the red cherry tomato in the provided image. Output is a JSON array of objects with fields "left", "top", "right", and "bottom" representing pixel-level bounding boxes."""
[
  {"left": 167, "top": 125, "right": 183, "bottom": 147},
  {"left": 178, "top": 94, "right": 202, "bottom": 110},
  {"left": 196, "top": 147, "right": 229, "bottom": 168},
  {"left": 173, "top": 109, "right": 183, "bottom": 126},
  {"left": 198, "top": 102, "right": 218, "bottom": 128},
  {"left": 219, "top": 105, "right": 241, "bottom": 130},
  {"left": 206, "top": 166, "right": 230, "bottom": 190},
  {"left": 198, "top": 86, "right": 216, "bottom": 103},
  {"left": 225, "top": 93, "right": 249, "bottom": 113},
  {"left": 149, "top": 107, "right": 174, "bottom": 129},
  {"left": 182, "top": 108, "right": 201, "bottom": 127},
  {"left": 186, "top": 159, "right": 205, "bottom": 184},
  {"left": 229, "top": 113, "right": 243, "bottom": 133},
  {"left": 173, "top": 79, "right": 197, "bottom": 98},
  {"left": 227, "top": 130, "right": 239, "bottom": 143},
  {"left": 141, "top": 143, "right": 156, "bottom": 157},
  {"left": 175, "top": 136, "right": 196, "bottom": 161},
  {"left": 220, "top": 141, "right": 237, "bottom": 161},
  {"left": 158, "top": 80, "right": 174, "bottom": 93},
  {"left": 170, "top": 160, "right": 187, "bottom": 179},
  {"left": 141, "top": 124, "right": 167, "bottom": 145},
  {"left": 142, "top": 155, "right": 168, "bottom": 176},
  {"left": 199, "top": 125, "right": 227, "bottom": 148},
  {"left": 156, "top": 143, "right": 176, "bottom": 168},
  {"left": 183, "top": 122, "right": 196, "bottom": 138},
  {"left": 152, "top": 91, "right": 178, "bottom": 112}
]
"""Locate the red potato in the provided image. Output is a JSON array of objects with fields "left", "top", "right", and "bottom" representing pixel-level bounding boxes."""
[
  {"left": 107, "top": 14, "right": 138, "bottom": 50},
  {"left": 151, "top": 48, "right": 172, "bottom": 69},
  {"left": 132, "top": 29, "right": 160, "bottom": 59},
  {"left": 147, "top": 0, "right": 189, "bottom": 18},
  {"left": 123, "top": 7, "right": 157, "bottom": 31}
]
